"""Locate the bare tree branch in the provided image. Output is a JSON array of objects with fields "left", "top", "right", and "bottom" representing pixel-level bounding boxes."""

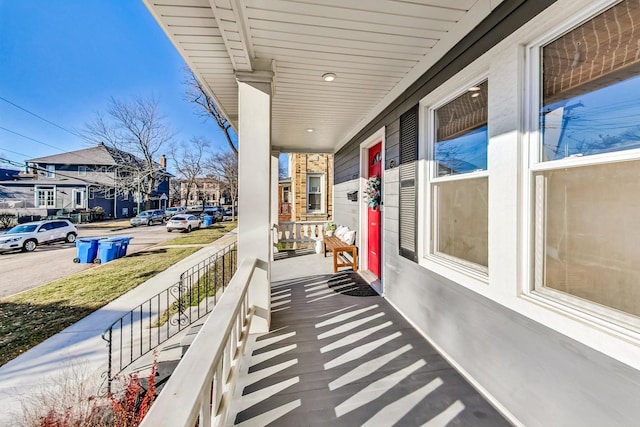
[
  {"left": 204, "top": 152, "right": 238, "bottom": 221},
  {"left": 185, "top": 71, "right": 238, "bottom": 157},
  {"left": 82, "top": 96, "right": 173, "bottom": 210},
  {"left": 168, "top": 136, "right": 209, "bottom": 206}
]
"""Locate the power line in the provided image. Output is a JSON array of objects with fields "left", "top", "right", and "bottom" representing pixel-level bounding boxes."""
[
  {"left": 0, "top": 95, "right": 82, "bottom": 138},
  {"left": 0, "top": 125, "right": 110, "bottom": 166},
  {"left": 0, "top": 146, "right": 32, "bottom": 159},
  {"left": 0, "top": 126, "right": 67, "bottom": 153}
]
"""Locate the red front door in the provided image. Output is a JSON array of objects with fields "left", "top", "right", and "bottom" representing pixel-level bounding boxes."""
[{"left": 368, "top": 142, "right": 382, "bottom": 278}]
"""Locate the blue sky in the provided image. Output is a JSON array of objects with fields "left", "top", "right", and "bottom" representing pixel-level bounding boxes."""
[{"left": 0, "top": 0, "right": 235, "bottom": 172}]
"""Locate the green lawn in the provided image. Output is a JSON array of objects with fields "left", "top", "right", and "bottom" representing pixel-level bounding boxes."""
[
  {"left": 0, "top": 222, "right": 237, "bottom": 367},
  {"left": 163, "top": 221, "right": 236, "bottom": 245}
]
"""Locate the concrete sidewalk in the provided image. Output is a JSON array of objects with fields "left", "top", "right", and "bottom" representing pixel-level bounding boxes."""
[{"left": 0, "top": 229, "right": 237, "bottom": 425}]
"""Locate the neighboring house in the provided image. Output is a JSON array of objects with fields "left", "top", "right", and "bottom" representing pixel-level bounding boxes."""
[
  {"left": 0, "top": 143, "right": 170, "bottom": 219},
  {"left": 178, "top": 175, "right": 224, "bottom": 207},
  {"left": 277, "top": 177, "right": 291, "bottom": 222},
  {"left": 278, "top": 153, "right": 333, "bottom": 222}
]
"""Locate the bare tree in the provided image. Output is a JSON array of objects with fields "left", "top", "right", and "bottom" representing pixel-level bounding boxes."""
[
  {"left": 169, "top": 178, "right": 182, "bottom": 207},
  {"left": 169, "top": 136, "right": 209, "bottom": 206},
  {"left": 185, "top": 71, "right": 238, "bottom": 157},
  {"left": 205, "top": 152, "right": 238, "bottom": 221},
  {"left": 83, "top": 96, "right": 172, "bottom": 210}
]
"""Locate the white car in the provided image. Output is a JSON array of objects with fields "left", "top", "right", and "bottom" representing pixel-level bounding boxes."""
[
  {"left": 166, "top": 214, "right": 202, "bottom": 233},
  {"left": 0, "top": 219, "right": 78, "bottom": 253}
]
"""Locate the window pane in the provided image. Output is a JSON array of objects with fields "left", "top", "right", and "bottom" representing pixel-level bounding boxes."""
[
  {"left": 308, "top": 176, "right": 321, "bottom": 193},
  {"left": 435, "top": 81, "right": 488, "bottom": 177},
  {"left": 308, "top": 194, "right": 321, "bottom": 211},
  {"left": 534, "top": 161, "right": 640, "bottom": 318},
  {"left": 434, "top": 177, "right": 488, "bottom": 267},
  {"left": 541, "top": 0, "right": 640, "bottom": 161}
]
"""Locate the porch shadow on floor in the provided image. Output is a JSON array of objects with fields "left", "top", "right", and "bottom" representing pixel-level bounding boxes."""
[{"left": 227, "top": 256, "right": 509, "bottom": 426}]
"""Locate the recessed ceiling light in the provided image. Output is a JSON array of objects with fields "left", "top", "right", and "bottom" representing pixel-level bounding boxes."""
[
  {"left": 471, "top": 92, "right": 481, "bottom": 98},
  {"left": 307, "top": 128, "right": 314, "bottom": 132},
  {"left": 322, "top": 73, "right": 336, "bottom": 82},
  {"left": 468, "top": 86, "right": 481, "bottom": 91}
]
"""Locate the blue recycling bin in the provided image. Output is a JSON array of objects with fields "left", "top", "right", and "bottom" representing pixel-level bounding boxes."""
[
  {"left": 96, "top": 238, "right": 122, "bottom": 264},
  {"left": 114, "top": 236, "right": 133, "bottom": 257},
  {"left": 73, "top": 237, "right": 102, "bottom": 263},
  {"left": 203, "top": 215, "right": 213, "bottom": 227}
]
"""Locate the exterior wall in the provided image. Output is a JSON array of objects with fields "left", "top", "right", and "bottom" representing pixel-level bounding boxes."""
[
  {"left": 332, "top": 0, "right": 640, "bottom": 425},
  {"left": 290, "top": 153, "right": 333, "bottom": 222},
  {"left": 333, "top": 180, "right": 358, "bottom": 230},
  {"left": 179, "top": 177, "right": 221, "bottom": 207}
]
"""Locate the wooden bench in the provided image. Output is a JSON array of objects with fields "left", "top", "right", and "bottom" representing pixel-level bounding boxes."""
[{"left": 323, "top": 235, "right": 357, "bottom": 273}]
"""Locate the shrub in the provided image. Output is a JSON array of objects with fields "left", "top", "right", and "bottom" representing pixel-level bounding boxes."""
[
  {"left": 14, "top": 358, "right": 157, "bottom": 427},
  {"left": 0, "top": 212, "right": 16, "bottom": 228},
  {"left": 108, "top": 361, "right": 156, "bottom": 427}
]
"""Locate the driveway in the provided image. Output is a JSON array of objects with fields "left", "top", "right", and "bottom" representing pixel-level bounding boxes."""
[{"left": 0, "top": 223, "right": 181, "bottom": 299}]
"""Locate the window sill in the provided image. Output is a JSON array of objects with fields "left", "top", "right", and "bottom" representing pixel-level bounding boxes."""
[
  {"left": 419, "top": 254, "right": 489, "bottom": 289},
  {"left": 522, "top": 288, "right": 640, "bottom": 342}
]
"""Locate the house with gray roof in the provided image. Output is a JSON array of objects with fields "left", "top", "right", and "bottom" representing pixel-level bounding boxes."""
[{"left": 0, "top": 142, "right": 171, "bottom": 220}]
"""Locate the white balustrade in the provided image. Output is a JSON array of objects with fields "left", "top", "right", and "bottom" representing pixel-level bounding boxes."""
[
  {"left": 140, "top": 257, "right": 257, "bottom": 427},
  {"left": 275, "top": 221, "right": 329, "bottom": 250}
]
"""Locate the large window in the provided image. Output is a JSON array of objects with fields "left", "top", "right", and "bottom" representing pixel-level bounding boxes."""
[
  {"left": 429, "top": 80, "right": 488, "bottom": 272},
  {"left": 45, "top": 165, "right": 55, "bottom": 178},
  {"left": 36, "top": 186, "right": 55, "bottom": 208},
  {"left": 530, "top": 0, "right": 640, "bottom": 323},
  {"left": 307, "top": 174, "right": 323, "bottom": 213}
]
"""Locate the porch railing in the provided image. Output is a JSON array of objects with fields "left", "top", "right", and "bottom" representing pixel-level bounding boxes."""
[
  {"left": 101, "top": 243, "right": 237, "bottom": 390},
  {"left": 140, "top": 257, "right": 257, "bottom": 427},
  {"left": 276, "top": 220, "right": 330, "bottom": 250}
]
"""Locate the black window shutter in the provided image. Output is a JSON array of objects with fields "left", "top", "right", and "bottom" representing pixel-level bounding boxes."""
[{"left": 399, "top": 106, "right": 418, "bottom": 262}]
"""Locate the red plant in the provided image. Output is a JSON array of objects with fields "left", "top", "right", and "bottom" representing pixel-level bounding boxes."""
[{"left": 109, "top": 360, "right": 157, "bottom": 427}]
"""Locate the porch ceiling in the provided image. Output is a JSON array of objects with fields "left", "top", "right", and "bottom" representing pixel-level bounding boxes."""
[{"left": 143, "top": 0, "right": 503, "bottom": 153}]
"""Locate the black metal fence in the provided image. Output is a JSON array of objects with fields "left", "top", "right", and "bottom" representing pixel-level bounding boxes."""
[{"left": 101, "top": 243, "right": 237, "bottom": 390}]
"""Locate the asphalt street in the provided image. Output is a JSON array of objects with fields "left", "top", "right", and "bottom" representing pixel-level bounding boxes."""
[{"left": 0, "top": 223, "right": 179, "bottom": 298}]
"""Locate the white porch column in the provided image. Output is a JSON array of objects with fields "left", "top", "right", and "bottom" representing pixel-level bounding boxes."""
[
  {"left": 271, "top": 150, "right": 280, "bottom": 260},
  {"left": 236, "top": 70, "right": 273, "bottom": 333}
]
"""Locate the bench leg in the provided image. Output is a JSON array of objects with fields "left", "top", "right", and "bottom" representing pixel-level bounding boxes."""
[{"left": 352, "top": 248, "right": 358, "bottom": 272}]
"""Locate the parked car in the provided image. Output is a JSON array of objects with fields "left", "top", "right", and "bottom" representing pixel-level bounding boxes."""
[
  {"left": 0, "top": 219, "right": 78, "bottom": 253},
  {"left": 223, "top": 206, "right": 238, "bottom": 217},
  {"left": 166, "top": 214, "right": 201, "bottom": 233},
  {"left": 130, "top": 210, "right": 165, "bottom": 226},
  {"left": 164, "top": 206, "right": 187, "bottom": 219},
  {"left": 202, "top": 207, "right": 223, "bottom": 223}
]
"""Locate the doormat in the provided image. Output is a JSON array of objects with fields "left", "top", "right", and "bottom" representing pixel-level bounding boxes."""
[{"left": 327, "top": 272, "right": 378, "bottom": 297}]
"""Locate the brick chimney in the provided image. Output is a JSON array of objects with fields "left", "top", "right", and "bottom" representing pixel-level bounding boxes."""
[{"left": 159, "top": 154, "right": 167, "bottom": 169}]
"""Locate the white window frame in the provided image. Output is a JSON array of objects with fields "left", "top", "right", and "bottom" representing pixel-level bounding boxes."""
[
  {"left": 523, "top": 0, "right": 640, "bottom": 334},
  {"left": 306, "top": 173, "right": 324, "bottom": 214},
  {"left": 45, "top": 165, "right": 55, "bottom": 178},
  {"left": 422, "top": 76, "right": 490, "bottom": 284},
  {"left": 72, "top": 189, "right": 85, "bottom": 208},
  {"left": 78, "top": 166, "right": 88, "bottom": 176},
  {"left": 35, "top": 186, "right": 56, "bottom": 208}
]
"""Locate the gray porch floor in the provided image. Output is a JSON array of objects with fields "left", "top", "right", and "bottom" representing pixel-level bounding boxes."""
[{"left": 226, "top": 251, "right": 510, "bottom": 426}]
